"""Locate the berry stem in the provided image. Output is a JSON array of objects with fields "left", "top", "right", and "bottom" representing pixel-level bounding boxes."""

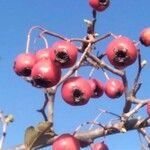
[
  {"left": 89, "top": 67, "right": 96, "bottom": 79},
  {"left": 93, "top": 32, "right": 112, "bottom": 43},
  {"left": 88, "top": 111, "right": 104, "bottom": 130},
  {"left": 74, "top": 70, "right": 78, "bottom": 77},
  {"left": 102, "top": 68, "right": 110, "bottom": 80},
  {"left": 39, "top": 32, "right": 49, "bottom": 48},
  {"left": 25, "top": 26, "right": 67, "bottom": 53},
  {"left": 25, "top": 26, "right": 45, "bottom": 53}
]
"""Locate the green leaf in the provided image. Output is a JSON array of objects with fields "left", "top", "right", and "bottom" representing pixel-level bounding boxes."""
[{"left": 24, "top": 122, "right": 55, "bottom": 149}]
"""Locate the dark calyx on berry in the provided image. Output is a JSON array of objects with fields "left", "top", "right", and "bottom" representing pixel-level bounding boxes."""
[
  {"left": 73, "top": 89, "right": 85, "bottom": 104},
  {"left": 115, "top": 91, "right": 123, "bottom": 98},
  {"left": 20, "top": 68, "right": 32, "bottom": 76},
  {"left": 99, "top": 0, "right": 107, "bottom": 5},
  {"left": 113, "top": 48, "right": 129, "bottom": 65},
  {"left": 32, "top": 77, "right": 52, "bottom": 88},
  {"left": 94, "top": 86, "right": 100, "bottom": 96},
  {"left": 55, "top": 50, "right": 70, "bottom": 64}
]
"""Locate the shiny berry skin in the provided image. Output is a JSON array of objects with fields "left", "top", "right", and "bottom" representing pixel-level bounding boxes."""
[
  {"left": 50, "top": 40, "right": 78, "bottom": 68},
  {"left": 139, "top": 28, "right": 150, "bottom": 46},
  {"left": 89, "top": 0, "right": 110, "bottom": 12},
  {"left": 31, "top": 59, "right": 61, "bottom": 88},
  {"left": 35, "top": 48, "right": 51, "bottom": 62},
  {"left": 61, "top": 76, "right": 92, "bottom": 106},
  {"left": 92, "top": 142, "right": 109, "bottom": 150},
  {"left": 13, "top": 52, "right": 36, "bottom": 77},
  {"left": 88, "top": 79, "right": 104, "bottom": 98},
  {"left": 104, "top": 78, "right": 124, "bottom": 99},
  {"left": 106, "top": 36, "right": 138, "bottom": 69},
  {"left": 52, "top": 134, "right": 80, "bottom": 150},
  {"left": 147, "top": 101, "right": 150, "bottom": 115}
]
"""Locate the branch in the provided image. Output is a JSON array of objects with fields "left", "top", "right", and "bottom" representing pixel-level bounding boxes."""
[
  {"left": 138, "top": 128, "right": 150, "bottom": 145},
  {"left": 37, "top": 92, "right": 49, "bottom": 121},
  {"left": 46, "top": 88, "right": 56, "bottom": 123},
  {"left": 10, "top": 117, "right": 150, "bottom": 150},
  {"left": 132, "top": 49, "right": 147, "bottom": 95},
  {"left": 85, "top": 52, "right": 124, "bottom": 77},
  {"left": 0, "top": 112, "right": 14, "bottom": 150}
]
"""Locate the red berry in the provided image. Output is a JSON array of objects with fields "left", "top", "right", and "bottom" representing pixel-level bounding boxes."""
[
  {"left": 106, "top": 36, "right": 138, "bottom": 69},
  {"left": 147, "top": 101, "right": 150, "bottom": 115},
  {"left": 89, "top": 0, "right": 110, "bottom": 12},
  {"left": 88, "top": 79, "right": 104, "bottom": 98},
  {"left": 104, "top": 78, "right": 124, "bottom": 99},
  {"left": 140, "top": 28, "right": 150, "bottom": 46},
  {"left": 35, "top": 48, "right": 51, "bottom": 62},
  {"left": 61, "top": 76, "right": 92, "bottom": 106},
  {"left": 14, "top": 52, "right": 36, "bottom": 77},
  {"left": 50, "top": 40, "right": 78, "bottom": 68},
  {"left": 31, "top": 59, "right": 61, "bottom": 88},
  {"left": 52, "top": 134, "right": 80, "bottom": 150},
  {"left": 92, "top": 142, "right": 109, "bottom": 150}
]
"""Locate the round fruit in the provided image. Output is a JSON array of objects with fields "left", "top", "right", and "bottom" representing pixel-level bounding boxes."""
[
  {"left": 104, "top": 78, "right": 124, "bottom": 99},
  {"left": 88, "top": 79, "right": 104, "bottom": 98},
  {"left": 92, "top": 142, "right": 109, "bottom": 150},
  {"left": 139, "top": 28, "right": 150, "bottom": 46},
  {"left": 89, "top": 0, "right": 110, "bottom": 12},
  {"left": 14, "top": 52, "right": 36, "bottom": 77},
  {"left": 147, "top": 101, "right": 150, "bottom": 116},
  {"left": 50, "top": 40, "right": 78, "bottom": 68},
  {"left": 35, "top": 48, "right": 51, "bottom": 62},
  {"left": 52, "top": 134, "right": 80, "bottom": 150},
  {"left": 31, "top": 59, "right": 61, "bottom": 88},
  {"left": 61, "top": 76, "right": 92, "bottom": 106},
  {"left": 105, "top": 36, "right": 138, "bottom": 69}
]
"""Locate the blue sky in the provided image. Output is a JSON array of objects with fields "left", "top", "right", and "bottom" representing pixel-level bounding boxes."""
[{"left": 0, "top": 0, "right": 150, "bottom": 150}]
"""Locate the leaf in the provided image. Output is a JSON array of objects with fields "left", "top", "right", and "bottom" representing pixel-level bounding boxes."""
[
  {"left": 36, "top": 121, "right": 52, "bottom": 133},
  {"left": 24, "top": 122, "right": 55, "bottom": 149},
  {"left": 24, "top": 126, "right": 38, "bottom": 147}
]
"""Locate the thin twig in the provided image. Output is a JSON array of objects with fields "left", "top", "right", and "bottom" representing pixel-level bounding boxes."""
[
  {"left": 55, "top": 43, "right": 92, "bottom": 87},
  {"left": 37, "top": 92, "right": 49, "bottom": 121},
  {"left": 88, "top": 111, "right": 105, "bottom": 130},
  {"left": 0, "top": 112, "right": 8, "bottom": 150},
  {"left": 25, "top": 25, "right": 67, "bottom": 53},
  {"left": 93, "top": 32, "right": 112, "bottom": 43},
  {"left": 138, "top": 128, "right": 150, "bottom": 145},
  {"left": 39, "top": 32, "right": 49, "bottom": 48},
  {"left": 132, "top": 49, "right": 146, "bottom": 95}
]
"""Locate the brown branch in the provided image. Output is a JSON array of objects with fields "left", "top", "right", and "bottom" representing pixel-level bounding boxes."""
[
  {"left": 69, "top": 38, "right": 89, "bottom": 43},
  {"left": 138, "top": 128, "right": 150, "bottom": 145},
  {"left": 10, "top": 117, "right": 150, "bottom": 150},
  {"left": 75, "top": 117, "right": 150, "bottom": 145},
  {"left": 86, "top": 52, "right": 124, "bottom": 76},
  {"left": 132, "top": 49, "right": 147, "bottom": 95},
  {"left": 93, "top": 32, "right": 112, "bottom": 43},
  {"left": 37, "top": 92, "right": 49, "bottom": 121},
  {"left": 46, "top": 87, "right": 56, "bottom": 123}
]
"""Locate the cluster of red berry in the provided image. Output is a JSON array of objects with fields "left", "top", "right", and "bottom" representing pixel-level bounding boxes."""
[
  {"left": 13, "top": 40, "right": 77, "bottom": 88},
  {"left": 13, "top": 37, "right": 126, "bottom": 106},
  {"left": 13, "top": 0, "right": 150, "bottom": 150}
]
